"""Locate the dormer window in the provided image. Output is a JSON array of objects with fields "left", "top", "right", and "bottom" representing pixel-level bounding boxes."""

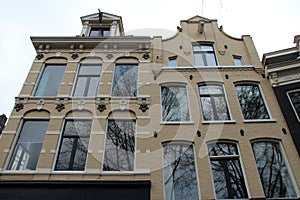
[{"left": 89, "top": 27, "right": 110, "bottom": 37}]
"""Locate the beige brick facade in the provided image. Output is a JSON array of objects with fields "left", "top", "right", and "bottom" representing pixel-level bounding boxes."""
[{"left": 0, "top": 12, "right": 299, "bottom": 199}]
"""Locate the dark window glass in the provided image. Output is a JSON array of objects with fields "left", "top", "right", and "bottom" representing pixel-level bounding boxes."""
[
  {"left": 89, "top": 27, "right": 110, "bottom": 37},
  {"left": 103, "top": 120, "right": 135, "bottom": 171},
  {"left": 235, "top": 84, "right": 270, "bottom": 119},
  {"left": 208, "top": 143, "right": 248, "bottom": 199},
  {"left": 73, "top": 64, "right": 101, "bottom": 97},
  {"left": 8, "top": 120, "right": 49, "bottom": 170},
  {"left": 163, "top": 143, "right": 200, "bottom": 200},
  {"left": 288, "top": 90, "right": 300, "bottom": 119},
  {"left": 193, "top": 44, "right": 217, "bottom": 66},
  {"left": 199, "top": 84, "right": 230, "bottom": 121},
  {"left": 55, "top": 120, "right": 92, "bottom": 171},
  {"left": 34, "top": 64, "right": 66, "bottom": 96},
  {"left": 161, "top": 85, "right": 190, "bottom": 122},
  {"left": 111, "top": 64, "right": 138, "bottom": 97}
]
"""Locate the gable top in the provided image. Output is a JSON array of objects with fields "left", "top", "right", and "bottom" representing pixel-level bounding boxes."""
[
  {"left": 81, "top": 12, "right": 122, "bottom": 24},
  {"left": 181, "top": 15, "right": 212, "bottom": 23}
]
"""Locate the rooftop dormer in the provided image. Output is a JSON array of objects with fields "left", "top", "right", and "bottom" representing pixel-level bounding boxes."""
[{"left": 80, "top": 10, "right": 124, "bottom": 37}]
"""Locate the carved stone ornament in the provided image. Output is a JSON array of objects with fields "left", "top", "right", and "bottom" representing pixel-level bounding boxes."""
[
  {"left": 14, "top": 103, "right": 24, "bottom": 112},
  {"left": 55, "top": 104, "right": 65, "bottom": 112},
  {"left": 143, "top": 53, "right": 150, "bottom": 60},
  {"left": 36, "top": 53, "right": 44, "bottom": 60},
  {"left": 137, "top": 97, "right": 150, "bottom": 112},
  {"left": 78, "top": 100, "right": 85, "bottom": 111},
  {"left": 71, "top": 53, "right": 78, "bottom": 59},
  {"left": 36, "top": 99, "right": 44, "bottom": 110},
  {"left": 97, "top": 103, "right": 107, "bottom": 112},
  {"left": 139, "top": 103, "right": 149, "bottom": 112},
  {"left": 106, "top": 53, "right": 113, "bottom": 60}
]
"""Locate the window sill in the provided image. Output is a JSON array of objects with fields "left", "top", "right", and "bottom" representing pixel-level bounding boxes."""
[
  {"left": 243, "top": 119, "right": 277, "bottom": 123},
  {"left": 160, "top": 121, "right": 194, "bottom": 125},
  {"left": 202, "top": 120, "right": 236, "bottom": 124},
  {"left": 100, "top": 169, "right": 150, "bottom": 176}
]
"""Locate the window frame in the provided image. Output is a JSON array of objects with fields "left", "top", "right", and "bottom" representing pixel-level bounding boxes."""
[
  {"left": 251, "top": 139, "right": 299, "bottom": 198},
  {"left": 111, "top": 63, "right": 139, "bottom": 98},
  {"left": 192, "top": 43, "right": 218, "bottom": 67},
  {"left": 235, "top": 82, "right": 272, "bottom": 122},
  {"left": 33, "top": 63, "right": 66, "bottom": 97},
  {"left": 162, "top": 141, "right": 201, "bottom": 200},
  {"left": 160, "top": 83, "right": 192, "bottom": 124},
  {"left": 102, "top": 118, "right": 137, "bottom": 172},
  {"left": 207, "top": 141, "right": 249, "bottom": 199},
  {"left": 6, "top": 119, "right": 49, "bottom": 171},
  {"left": 286, "top": 89, "right": 300, "bottom": 122},
  {"left": 198, "top": 83, "right": 232, "bottom": 122},
  {"left": 54, "top": 118, "right": 92, "bottom": 172},
  {"left": 72, "top": 63, "right": 102, "bottom": 97}
]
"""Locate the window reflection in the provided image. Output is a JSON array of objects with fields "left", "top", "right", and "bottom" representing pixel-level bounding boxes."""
[
  {"left": 193, "top": 44, "right": 217, "bottom": 66},
  {"left": 208, "top": 143, "right": 248, "bottom": 199},
  {"left": 163, "top": 143, "right": 200, "bottom": 200},
  {"left": 252, "top": 141, "right": 297, "bottom": 198}
]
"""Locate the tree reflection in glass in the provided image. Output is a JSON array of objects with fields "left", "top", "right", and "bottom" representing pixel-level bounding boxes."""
[
  {"left": 55, "top": 120, "right": 92, "bottom": 171},
  {"left": 208, "top": 143, "right": 248, "bottom": 199},
  {"left": 103, "top": 120, "right": 135, "bottom": 171},
  {"left": 235, "top": 84, "right": 269, "bottom": 119},
  {"left": 161, "top": 85, "right": 190, "bottom": 122},
  {"left": 111, "top": 64, "right": 138, "bottom": 97},
  {"left": 163, "top": 143, "right": 200, "bottom": 200},
  {"left": 252, "top": 141, "right": 297, "bottom": 198}
]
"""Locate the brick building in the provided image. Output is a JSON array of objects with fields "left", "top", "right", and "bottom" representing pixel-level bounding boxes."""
[{"left": 0, "top": 11, "right": 299, "bottom": 199}]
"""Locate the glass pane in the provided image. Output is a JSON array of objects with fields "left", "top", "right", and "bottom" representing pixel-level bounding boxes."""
[
  {"left": 87, "top": 77, "right": 99, "bottom": 96},
  {"left": 8, "top": 120, "right": 49, "bottom": 170},
  {"left": 235, "top": 85, "right": 270, "bottom": 119},
  {"left": 103, "top": 30, "right": 110, "bottom": 37},
  {"left": 193, "top": 45, "right": 201, "bottom": 52},
  {"left": 103, "top": 120, "right": 135, "bottom": 171},
  {"left": 89, "top": 29, "right": 100, "bottom": 37},
  {"left": 211, "top": 159, "right": 248, "bottom": 199},
  {"left": 206, "top": 53, "right": 217, "bottom": 66},
  {"left": 163, "top": 144, "right": 200, "bottom": 200},
  {"left": 252, "top": 141, "right": 297, "bottom": 198},
  {"left": 208, "top": 143, "right": 238, "bottom": 156},
  {"left": 73, "top": 77, "right": 87, "bottom": 97},
  {"left": 194, "top": 53, "right": 204, "bottom": 66},
  {"left": 35, "top": 65, "right": 66, "bottom": 96},
  {"left": 111, "top": 64, "right": 138, "bottom": 97},
  {"left": 234, "top": 57, "right": 243, "bottom": 66},
  {"left": 79, "top": 65, "right": 101, "bottom": 75},
  {"left": 288, "top": 91, "right": 300, "bottom": 117},
  {"left": 199, "top": 85, "right": 223, "bottom": 95},
  {"left": 169, "top": 58, "right": 178, "bottom": 67},
  {"left": 200, "top": 45, "right": 214, "bottom": 51},
  {"left": 161, "top": 86, "right": 190, "bottom": 122},
  {"left": 201, "top": 97, "right": 214, "bottom": 120},
  {"left": 55, "top": 120, "right": 91, "bottom": 171},
  {"left": 214, "top": 96, "right": 230, "bottom": 120}
]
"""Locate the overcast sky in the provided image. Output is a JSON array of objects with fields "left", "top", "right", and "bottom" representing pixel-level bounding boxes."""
[{"left": 0, "top": 0, "right": 299, "bottom": 116}]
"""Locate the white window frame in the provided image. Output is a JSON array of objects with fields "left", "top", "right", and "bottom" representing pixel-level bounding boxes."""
[
  {"left": 102, "top": 117, "right": 137, "bottom": 173},
  {"left": 286, "top": 89, "right": 300, "bottom": 122},
  {"left": 192, "top": 43, "right": 218, "bottom": 67},
  {"left": 207, "top": 141, "right": 249, "bottom": 200},
  {"left": 53, "top": 117, "right": 93, "bottom": 172},
  {"left": 160, "top": 83, "right": 193, "bottom": 124},
  {"left": 162, "top": 141, "right": 201, "bottom": 200}
]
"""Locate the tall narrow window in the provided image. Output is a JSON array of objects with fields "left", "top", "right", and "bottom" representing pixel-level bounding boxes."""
[
  {"left": 55, "top": 120, "right": 92, "bottom": 171},
  {"left": 34, "top": 64, "right": 66, "bottom": 97},
  {"left": 73, "top": 64, "right": 101, "bottom": 97},
  {"left": 168, "top": 56, "right": 178, "bottom": 67},
  {"left": 235, "top": 84, "right": 270, "bottom": 120},
  {"left": 111, "top": 64, "right": 138, "bottom": 97},
  {"left": 161, "top": 85, "right": 190, "bottom": 122},
  {"left": 103, "top": 120, "right": 135, "bottom": 171},
  {"left": 199, "top": 84, "right": 230, "bottom": 121},
  {"left": 163, "top": 143, "right": 200, "bottom": 200},
  {"left": 208, "top": 142, "right": 248, "bottom": 199},
  {"left": 287, "top": 90, "right": 300, "bottom": 121},
  {"left": 252, "top": 141, "right": 297, "bottom": 198},
  {"left": 8, "top": 120, "right": 49, "bottom": 170},
  {"left": 193, "top": 44, "right": 217, "bottom": 66}
]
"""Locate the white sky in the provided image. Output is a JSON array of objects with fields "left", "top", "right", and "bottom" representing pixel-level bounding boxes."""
[{"left": 0, "top": 0, "right": 299, "bottom": 116}]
